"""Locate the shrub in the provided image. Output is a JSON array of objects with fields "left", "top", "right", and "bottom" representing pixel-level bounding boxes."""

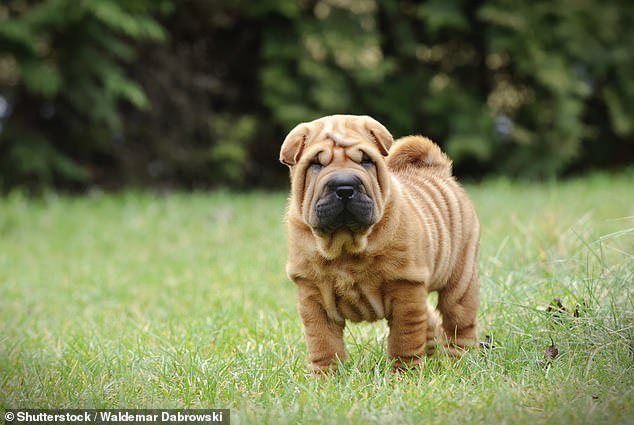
[
  {"left": 0, "top": 0, "right": 166, "bottom": 189},
  {"left": 1, "top": 0, "right": 632, "bottom": 190}
]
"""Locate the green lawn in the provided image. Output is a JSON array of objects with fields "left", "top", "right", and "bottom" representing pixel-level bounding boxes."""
[{"left": 1, "top": 173, "right": 633, "bottom": 424}]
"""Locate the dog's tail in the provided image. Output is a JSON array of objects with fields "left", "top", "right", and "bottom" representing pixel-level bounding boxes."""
[{"left": 387, "top": 135, "right": 452, "bottom": 177}]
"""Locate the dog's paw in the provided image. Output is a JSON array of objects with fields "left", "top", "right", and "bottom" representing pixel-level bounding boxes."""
[{"left": 391, "top": 355, "right": 425, "bottom": 371}]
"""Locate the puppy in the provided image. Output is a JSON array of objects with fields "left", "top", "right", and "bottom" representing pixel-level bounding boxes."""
[{"left": 280, "top": 115, "right": 480, "bottom": 371}]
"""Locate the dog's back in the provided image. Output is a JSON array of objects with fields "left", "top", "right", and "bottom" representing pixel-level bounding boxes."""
[
  {"left": 386, "top": 136, "right": 480, "bottom": 352},
  {"left": 387, "top": 135, "right": 478, "bottom": 284}
]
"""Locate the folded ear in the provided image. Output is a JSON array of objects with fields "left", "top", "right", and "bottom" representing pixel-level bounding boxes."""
[
  {"left": 280, "top": 123, "right": 310, "bottom": 167},
  {"left": 363, "top": 116, "right": 393, "bottom": 156}
]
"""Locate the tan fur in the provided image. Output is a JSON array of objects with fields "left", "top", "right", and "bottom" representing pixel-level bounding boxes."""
[{"left": 280, "top": 115, "right": 480, "bottom": 372}]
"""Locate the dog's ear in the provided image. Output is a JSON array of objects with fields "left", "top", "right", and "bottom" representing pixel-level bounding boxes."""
[
  {"left": 280, "top": 123, "right": 309, "bottom": 167},
  {"left": 363, "top": 116, "right": 393, "bottom": 156}
]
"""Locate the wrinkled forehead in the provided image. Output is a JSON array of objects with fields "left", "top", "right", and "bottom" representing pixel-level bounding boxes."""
[
  {"left": 306, "top": 118, "right": 368, "bottom": 148},
  {"left": 303, "top": 133, "right": 369, "bottom": 165}
]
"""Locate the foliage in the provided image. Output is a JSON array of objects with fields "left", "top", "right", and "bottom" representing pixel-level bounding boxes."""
[
  {"left": 117, "top": 0, "right": 262, "bottom": 188},
  {"left": 260, "top": 0, "right": 634, "bottom": 179},
  {"left": 1, "top": 0, "right": 633, "bottom": 190},
  {"left": 477, "top": 0, "right": 634, "bottom": 177},
  {"left": 0, "top": 0, "right": 166, "bottom": 189}
]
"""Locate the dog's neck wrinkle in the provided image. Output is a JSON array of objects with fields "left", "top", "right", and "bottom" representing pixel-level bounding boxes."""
[
  {"left": 366, "top": 179, "right": 402, "bottom": 254},
  {"left": 315, "top": 230, "right": 368, "bottom": 260}
]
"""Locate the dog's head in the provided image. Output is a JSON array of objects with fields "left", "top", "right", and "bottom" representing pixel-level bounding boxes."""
[{"left": 280, "top": 115, "right": 394, "bottom": 257}]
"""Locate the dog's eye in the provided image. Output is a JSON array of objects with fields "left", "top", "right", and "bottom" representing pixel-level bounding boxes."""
[
  {"left": 310, "top": 160, "right": 323, "bottom": 172},
  {"left": 361, "top": 155, "right": 374, "bottom": 168}
]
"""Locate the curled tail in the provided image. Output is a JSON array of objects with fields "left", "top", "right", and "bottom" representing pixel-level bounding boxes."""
[{"left": 387, "top": 135, "right": 452, "bottom": 176}]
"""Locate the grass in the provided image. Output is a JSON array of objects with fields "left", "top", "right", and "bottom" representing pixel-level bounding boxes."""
[{"left": 1, "top": 172, "right": 633, "bottom": 424}]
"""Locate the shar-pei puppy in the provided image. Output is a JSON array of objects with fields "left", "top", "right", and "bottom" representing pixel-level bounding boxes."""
[{"left": 280, "top": 114, "right": 480, "bottom": 372}]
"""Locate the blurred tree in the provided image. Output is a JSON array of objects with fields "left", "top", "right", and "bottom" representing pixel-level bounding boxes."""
[
  {"left": 0, "top": 0, "right": 167, "bottom": 189},
  {"left": 477, "top": 0, "right": 634, "bottom": 177},
  {"left": 260, "top": 0, "right": 633, "bottom": 179},
  {"left": 119, "top": 0, "right": 262, "bottom": 188},
  {"left": 1, "top": 0, "right": 632, "bottom": 191}
]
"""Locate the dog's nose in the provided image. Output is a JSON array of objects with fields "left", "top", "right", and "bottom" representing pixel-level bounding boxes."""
[
  {"left": 327, "top": 173, "right": 361, "bottom": 201},
  {"left": 335, "top": 185, "right": 355, "bottom": 200}
]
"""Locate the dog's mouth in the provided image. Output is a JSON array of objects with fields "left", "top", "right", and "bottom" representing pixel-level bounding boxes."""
[{"left": 313, "top": 173, "right": 375, "bottom": 235}]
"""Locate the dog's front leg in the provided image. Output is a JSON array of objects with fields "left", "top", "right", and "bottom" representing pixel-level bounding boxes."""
[
  {"left": 297, "top": 284, "right": 347, "bottom": 373},
  {"left": 386, "top": 281, "right": 431, "bottom": 369}
]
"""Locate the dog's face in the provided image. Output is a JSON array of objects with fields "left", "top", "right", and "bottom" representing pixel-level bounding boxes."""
[{"left": 280, "top": 115, "right": 394, "bottom": 256}]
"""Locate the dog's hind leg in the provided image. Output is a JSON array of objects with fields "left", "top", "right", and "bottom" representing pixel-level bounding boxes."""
[
  {"left": 437, "top": 239, "right": 480, "bottom": 355},
  {"left": 425, "top": 300, "right": 444, "bottom": 355}
]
